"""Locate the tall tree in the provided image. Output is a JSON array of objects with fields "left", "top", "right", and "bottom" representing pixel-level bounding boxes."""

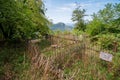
[
  {"left": 0, "top": 0, "right": 50, "bottom": 40},
  {"left": 71, "top": 6, "right": 86, "bottom": 31},
  {"left": 86, "top": 3, "right": 120, "bottom": 36}
]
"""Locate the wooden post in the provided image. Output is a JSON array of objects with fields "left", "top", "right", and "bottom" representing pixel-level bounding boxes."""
[{"left": 113, "top": 41, "right": 118, "bottom": 53}]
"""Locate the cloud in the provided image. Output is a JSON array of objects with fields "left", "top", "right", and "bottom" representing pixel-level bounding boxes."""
[
  {"left": 80, "top": 3, "right": 92, "bottom": 7},
  {"left": 59, "top": 7, "right": 71, "bottom": 11},
  {"left": 74, "top": 1, "right": 106, "bottom": 9},
  {"left": 55, "top": 3, "right": 76, "bottom": 12},
  {"left": 45, "top": 0, "right": 119, "bottom": 24},
  {"left": 66, "top": 3, "right": 76, "bottom": 7}
]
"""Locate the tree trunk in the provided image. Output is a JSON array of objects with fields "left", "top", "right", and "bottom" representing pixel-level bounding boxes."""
[{"left": 0, "top": 23, "right": 8, "bottom": 39}]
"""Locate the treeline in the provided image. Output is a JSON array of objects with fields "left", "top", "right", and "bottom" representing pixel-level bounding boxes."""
[
  {"left": 0, "top": 0, "right": 50, "bottom": 40},
  {"left": 86, "top": 3, "right": 120, "bottom": 36},
  {"left": 72, "top": 3, "right": 120, "bottom": 50},
  {"left": 72, "top": 3, "right": 120, "bottom": 36}
]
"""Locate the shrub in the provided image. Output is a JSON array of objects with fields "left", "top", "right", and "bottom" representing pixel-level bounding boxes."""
[{"left": 97, "top": 34, "right": 117, "bottom": 50}]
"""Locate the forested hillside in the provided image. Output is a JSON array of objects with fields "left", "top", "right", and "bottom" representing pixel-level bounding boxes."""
[{"left": 50, "top": 22, "right": 73, "bottom": 31}]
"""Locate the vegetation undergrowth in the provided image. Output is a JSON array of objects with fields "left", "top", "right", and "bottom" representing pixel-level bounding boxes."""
[{"left": 0, "top": 42, "right": 30, "bottom": 80}]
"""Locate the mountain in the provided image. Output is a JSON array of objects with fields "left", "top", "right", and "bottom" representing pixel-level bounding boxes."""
[{"left": 50, "top": 22, "right": 74, "bottom": 31}]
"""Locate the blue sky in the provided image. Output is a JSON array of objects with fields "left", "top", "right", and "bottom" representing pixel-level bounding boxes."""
[{"left": 44, "top": 0, "right": 120, "bottom": 24}]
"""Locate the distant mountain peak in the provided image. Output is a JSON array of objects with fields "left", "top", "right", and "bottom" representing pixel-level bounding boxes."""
[{"left": 50, "top": 22, "right": 73, "bottom": 31}]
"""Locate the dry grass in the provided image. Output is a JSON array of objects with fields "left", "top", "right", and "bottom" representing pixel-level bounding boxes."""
[
  {"left": 17, "top": 35, "right": 120, "bottom": 80},
  {"left": 18, "top": 36, "right": 83, "bottom": 80}
]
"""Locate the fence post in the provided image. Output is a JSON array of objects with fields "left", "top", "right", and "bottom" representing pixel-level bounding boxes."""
[
  {"left": 81, "top": 34, "right": 86, "bottom": 60},
  {"left": 113, "top": 41, "right": 118, "bottom": 53}
]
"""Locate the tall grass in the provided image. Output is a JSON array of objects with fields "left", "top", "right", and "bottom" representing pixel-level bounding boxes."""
[
  {"left": 20, "top": 39, "right": 83, "bottom": 80},
  {"left": 19, "top": 35, "right": 120, "bottom": 80},
  {"left": 1, "top": 34, "right": 120, "bottom": 80}
]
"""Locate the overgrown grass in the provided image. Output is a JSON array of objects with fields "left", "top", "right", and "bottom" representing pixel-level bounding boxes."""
[
  {"left": 1, "top": 35, "right": 120, "bottom": 80},
  {"left": 0, "top": 42, "right": 30, "bottom": 80}
]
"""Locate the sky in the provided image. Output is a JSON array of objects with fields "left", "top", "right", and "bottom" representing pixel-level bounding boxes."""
[{"left": 44, "top": 0, "right": 120, "bottom": 24}]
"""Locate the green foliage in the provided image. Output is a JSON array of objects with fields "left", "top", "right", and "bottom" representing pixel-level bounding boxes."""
[
  {"left": 86, "top": 3, "right": 120, "bottom": 36},
  {"left": 86, "top": 3, "right": 120, "bottom": 50},
  {"left": 72, "top": 29, "right": 84, "bottom": 35},
  {"left": 0, "top": 0, "right": 50, "bottom": 40},
  {"left": 71, "top": 6, "right": 86, "bottom": 31},
  {"left": 0, "top": 43, "right": 30, "bottom": 79},
  {"left": 38, "top": 39, "right": 51, "bottom": 50},
  {"left": 86, "top": 18, "right": 105, "bottom": 36},
  {"left": 90, "top": 34, "right": 114, "bottom": 50}
]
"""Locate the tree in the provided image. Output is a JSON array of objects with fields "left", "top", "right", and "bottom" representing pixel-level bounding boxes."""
[
  {"left": 86, "top": 3, "right": 120, "bottom": 36},
  {"left": 86, "top": 13, "right": 106, "bottom": 36},
  {"left": 71, "top": 6, "right": 86, "bottom": 31},
  {"left": 0, "top": 0, "right": 50, "bottom": 40},
  {"left": 85, "top": 3, "right": 120, "bottom": 50}
]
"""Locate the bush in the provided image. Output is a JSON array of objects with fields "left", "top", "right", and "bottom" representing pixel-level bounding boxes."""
[
  {"left": 97, "top": 34, "right": 117, "bottom": 50},
  {"left": 0, "top": 43, "right": 29, "bottom": 80}
]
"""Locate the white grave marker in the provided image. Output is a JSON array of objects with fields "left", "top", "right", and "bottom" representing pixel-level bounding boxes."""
[{"left": 99, "top": 52, "right": 113, "bottom": 62}]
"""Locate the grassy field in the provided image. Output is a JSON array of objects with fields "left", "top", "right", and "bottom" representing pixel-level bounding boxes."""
[{"left": 0, "top": 34, "right": 120, "bottom": 80}]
